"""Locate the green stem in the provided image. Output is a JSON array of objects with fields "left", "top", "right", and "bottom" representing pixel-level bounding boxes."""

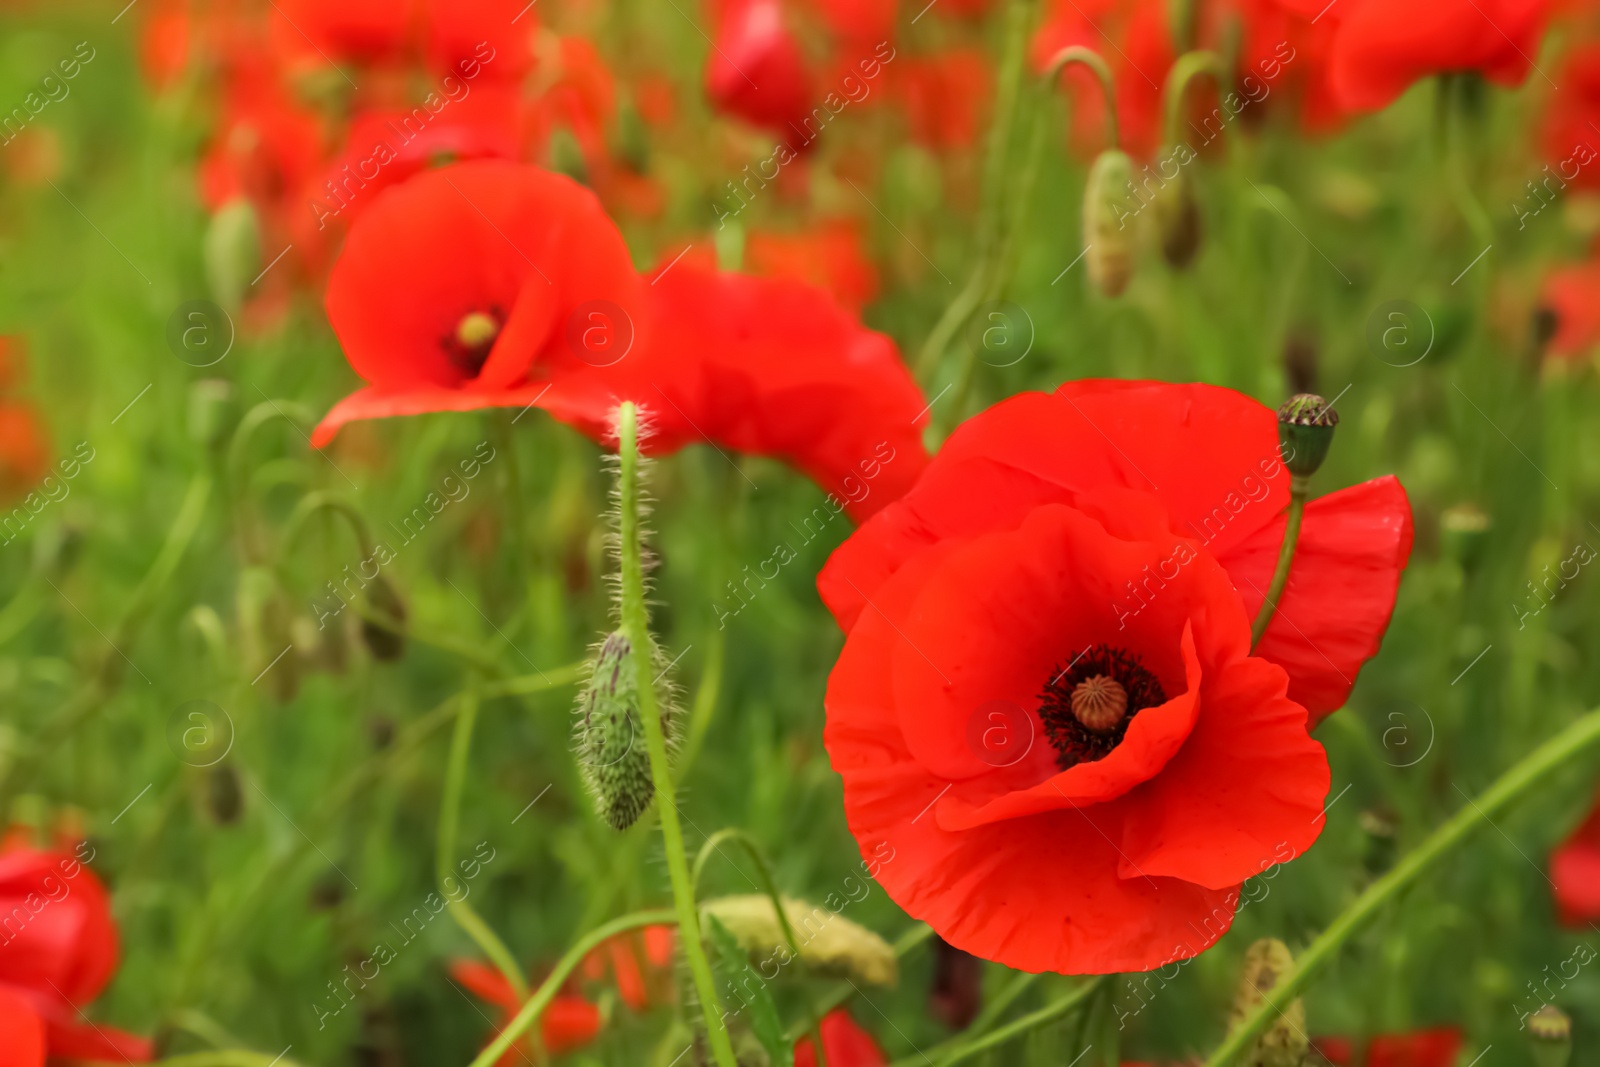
[
  {"left": 889, "top": 975, "right": 1107, "bottom": 1067},
  {"left": 466, "top": 908, "right": 678, "bottom": 1067},
  {"left": 1162, "top": 51, "right": 1226, "bottom": 148},
  {"left": 796, "top": 923, "right": 936, "bottom": 1038},
  {"left": 1202, "top": 705, "right": 1600, "bottom": 1067},
  {"left": 438, "top": 684, "right": 530, "bottom": 1001},
  {"left": 1041, "top": 47, "right": 1120, "bottom": 148},
  {"left": 615, "top": 401, "right": 739, "bottom": 1067},
  {"left": 1250, "top": 474, "right": 1308, "bottom": 649},
  {"left": 693, "top": 828, "right": 828, "bottom": 1066}
]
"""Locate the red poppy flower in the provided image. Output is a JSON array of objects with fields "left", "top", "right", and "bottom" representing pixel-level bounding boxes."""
[
  {"left": 0, "top": 845, "right": 153, "bottom": 1065},
  {"left": 819, "top": 383, "right": 1411, "bottom": 973},
  {"left": 1316, "top": 0, "right": 1550, "bottom": 114},
  {"left": 1314, "top": 1028, "right": 1462, "bottom": 1067},
  {"left": 1541, "top": 43, "right": 1600, "bottom": 191},
  {"left": 747, "top": 219, "right": 881, "bottom": 312},
  {"left": 579, "top": 924, "right": 675, "bottom": 1011},
  {"left": 798, "top": 0, "right": 898, "bottom": 46},
  {"left": 795, "top": 1010, "right": 887, "bottom": 1067},
  {"left": 313, "top": 161, "right": 930, "bottom": 520},
  {"left": 1551, "top": 784, "right": 1600, "bottom": 923},
  {"left": 706, "top": 0, "right": 816, "bottom": 138},
  {"left": 1225, "top": 0, "right": 1347, "bottom": 133},
  {"left": 1539, "top": 259, "right": 1600, "bottom": 360},
  {"left": 892, "top": 48, "right": 993, "bottom": 153},
  {"left": 0, "top": 403, "right": 48, "bottom": 502},
  {"left": 269, "top": 0, "right": 415, "bottom": 70},
  {"left": 450, "top": 960, "right": 601, "bottom": 1062}
]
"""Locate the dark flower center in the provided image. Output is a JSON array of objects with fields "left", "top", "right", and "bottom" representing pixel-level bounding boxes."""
[
  {"left": 443, "top": 309, "right": 503, "bottom": 378},
  {"left": 1037, "top": 644, "right": 1167, "bottom": 770}
]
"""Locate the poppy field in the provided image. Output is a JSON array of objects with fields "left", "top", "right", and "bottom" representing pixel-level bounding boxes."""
[{"left": 5, "top": 0, "right": 1600, "bottom": 1064}]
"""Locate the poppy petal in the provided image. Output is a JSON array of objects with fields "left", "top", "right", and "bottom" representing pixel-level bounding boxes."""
[{"left": 0, "top": 987, "right": 45, "bottom": 1067}]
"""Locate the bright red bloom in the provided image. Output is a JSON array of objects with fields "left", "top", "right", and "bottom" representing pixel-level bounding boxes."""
[
  {"left": 1315, "top": 1028, "right": 1463, "bottom": 1067},
  {"left": 1310, "top": 0, "right": 1550, "bottom": 114},
  {"left": 450, "top": 960, "right": 601, "bottom": 1062},
  {"left": 1551, "top": 784, "right": 1600, "bottom": 923},
  {"left": 819, "top": 383, "right": 1412, "bottom": 973},
  {"left": 0, "top": 845, "right": 152, "bottom": 1065},
  {"left": 0, "top": 404, "right": 48, "bottom": 502},
  {"left": 706, "top": 0, "right": 816, "bottom": 138},
  {"left": 1539, "top": 259, "right": 1600, "bottom": 360},
  {"left": 579, "top": 924, "right": 675, "bottom": 1011},
  {"left": 747, "top": 219, "right": 880, "bottom": 312},
  {"left": 269, "top": 0, "right": 531, "bottom": 81},
  {"left": 1541, "top": 43, "right": 1600, "bottom": 191},
  {"left": 313, "top": 161, "right": 929, "bottom": 519},
  {"left": 795, "top": 1010, "right": 887, "bottom": 1067}
]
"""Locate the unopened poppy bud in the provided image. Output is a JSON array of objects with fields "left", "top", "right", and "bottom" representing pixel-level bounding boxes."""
[
  {"left": 1277, "top": 394, "right": 1338, "bottom": 479},
  {"left": 1230, "top": 938, "right": 1307, "bottom": 1067},
  {"left": 204, "top": 197, "right": 261, "bottom": 312},
  {"left": 1083, "top": 148, "right": 1136, "bottom": 297},
  {"left": 700, "top": 894, "right": 897, "bottom": 987},
  {"left": 1440, "top": 503, "right": 1491, "bottom": 570},
  {"left": 360, "top": 575, "right": 406, "bottom": 662},
  {"left": 205, "top": 761, "right": 243, "bottom": 825},
  {"left": 1154, "top": 160, "right": 1201, "bottom": 268},
  {"left": 575, "top": 631, "right": 658, "bottom": 830},
  {"left": 1529, "top": 1005, "right": 1572, "bottom": 1067}
]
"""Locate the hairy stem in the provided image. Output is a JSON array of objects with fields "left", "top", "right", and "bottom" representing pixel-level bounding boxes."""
[
  {"left": 1203, "top": 705, "right": 1600, "bottom": 1067},
  {"left": 615, "top": 401, "right": 739, "bottom": 1067}
]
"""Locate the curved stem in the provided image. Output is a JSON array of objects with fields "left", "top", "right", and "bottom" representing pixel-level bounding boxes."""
[
  {"left": 438, "top": 684, "right": 530, "bottom": 1001},
  {"left": 1250, "top": 474, "right": 1308, "bottom": 648},
  {"left": 692, "top": 827, "right": 828, "bottom": 1065},
  {"left": 1202, "top": 705, "right": 1600, "bottom": 1067},
  {"left": 1163, "top": 50, "right": 1226, "bottom": 148},
  {"left": 615, "top": 402, "right": 739, "bottom": 1067},
  {"left": 797, "top": 923, "right": 936, "bottom": 1037},
  {"left": 466, "top": 908, "right": 678, "bottom": 1067},
  {"left": 279, "top": 490, "right": 375, "bottom": 560},
  {"left": 889, "top": 975, "right": 1107, "bottom": 1067},
  {"left": 1041, "top": 46, "right": 1120, "bottom": 148}
]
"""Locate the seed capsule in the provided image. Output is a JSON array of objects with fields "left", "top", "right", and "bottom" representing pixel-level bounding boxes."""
[
  {"left": 1529, "top": 1004, "right": 1572, "bottom": 1067},
  {"left": 1277, "top": 393, "right": 1339, "bottom": 479},
  {"left": 1083, "top": 148, "right": 1137, "bottom": 297}
]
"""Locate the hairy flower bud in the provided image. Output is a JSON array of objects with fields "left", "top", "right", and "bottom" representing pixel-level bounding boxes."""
[
  {"left": 1083, "top": 148, "right": 1136, "bottom": 297},
  {"left": 699, "top": 894, "right": 897, "bottom": 987},
  {"left": 575, "top": 631, "right": 662, "bottom": 830},
  {"left": 1277, "top": 394, "right": 1339, "bottom": 479},
  {"left": 1230, "top": 938, "right": 1307, "bottom": 1067}
]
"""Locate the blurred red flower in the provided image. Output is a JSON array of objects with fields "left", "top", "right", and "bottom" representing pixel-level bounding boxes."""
[
  {"left": 269, "top": 0, "right": 532, "bottom": 81},
  {"left": 1551, "top": 784, "right": 1600, "bottom": 922},
  {"left": 1306, "top": 0, "right": 1551, "bottom": 114},
  {"left": 1541, "top": 43, "right": 1600, "bottom": 191},
  {"left": 706, "top": 0, "right": 816, "bottom": 137},
  {"left": 313, "top": 161, "right": 929, "bottom": 519},
  {"left": 580, "top": 924, "right": 675, "bottom": 1011},
  {"left": 1032, "top": 0, "right": 1176, "bottom": 159},
  {"left": 0, "top": 404, "right": 49, "bottom": 502},
  {"left": 0, "top": 844, "right": 152, "bottom": 1065},
  {"left": 747, "top": 219, "right": 880, "bottom": 312},
  {"left": 450, "top": 960, "right": 601, "bottom": 1062},
  {"left": 795, "top": 1010, "right": 887, "bottom": 1067},
  {"left": 1539, "top": 259, "right": 1600, "bottom": 360},
  {"left": 1314, "top": 1028, "right": 1463, "bottom": 1067},
  {"left": 892, "top": 48, "right": 992, "bottom": 153},
  {"left": 819, "top": 382, "right": 1411, "bottom": 973}
]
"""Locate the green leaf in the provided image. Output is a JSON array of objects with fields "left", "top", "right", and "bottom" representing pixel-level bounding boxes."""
[{"left": 707, "top": 912, "right": 792, "bottom": 1067}]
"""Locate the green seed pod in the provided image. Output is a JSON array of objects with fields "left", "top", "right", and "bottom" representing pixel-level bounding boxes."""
[
  {"left": 1154, "top": 158, "right": 1202, "bottom": 269},
  {"left": 1229, "top": 938, "right": 1307, "bottom": 1067},
  {"left": 1277, "top": 393, "right": 1339, "bottom": 479},
  {"left": 699, "top": 894, "right": 898, "bottom": 987},
  {"left": 1082, "top": 148, "right": 1137, "bottom": 297},
  {"left": 204, "top": 197, "right": 261, "bottom": 313},
  {"left": 360, "top": 575, "right": 407, "bottom": 662},
  {"left": 576, "top": 632, "right": 658, "bottom": 830},
  {"left": 1529, "top": 1004, "right": 1572, "bottom": 1067}
]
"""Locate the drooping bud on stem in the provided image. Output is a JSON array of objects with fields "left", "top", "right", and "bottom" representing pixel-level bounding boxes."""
[
  {"left": 1154, "top": 159, "right": 1201, "bottom": 269},
  {"left": 1083, "top": 148, "right": 1136, "bottom": 297},
  {"left": 361, "top": 574, "right": 407, "bottom": 662},
  {"left": 1229, "top": 939, "right": 1307, "bottom": 1067}
]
